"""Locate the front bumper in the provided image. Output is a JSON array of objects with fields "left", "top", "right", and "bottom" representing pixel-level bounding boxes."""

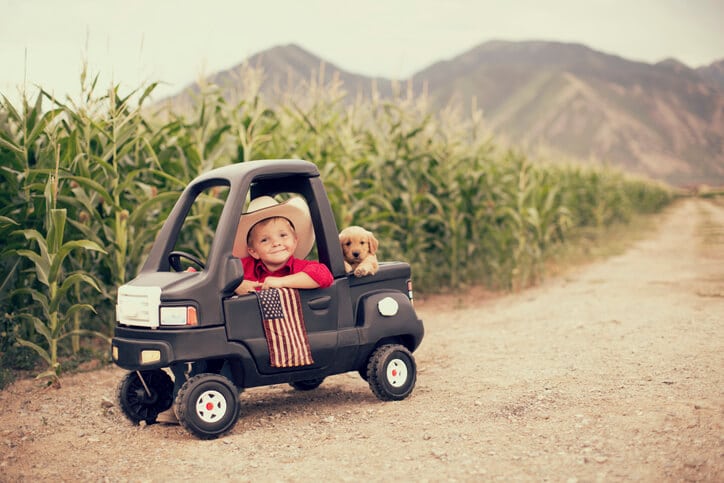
[{"left": 112, "top": 325, "right": 235, "bottom": 370}]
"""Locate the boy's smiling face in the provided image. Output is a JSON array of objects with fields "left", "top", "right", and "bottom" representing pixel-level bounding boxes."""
[{"left": 247, "top": 217, "right": 299, "bottom": 271}]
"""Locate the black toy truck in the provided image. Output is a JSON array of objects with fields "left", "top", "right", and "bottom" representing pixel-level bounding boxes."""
[{"left": 112, "top": 159, "right": 424, "bottom": 439}]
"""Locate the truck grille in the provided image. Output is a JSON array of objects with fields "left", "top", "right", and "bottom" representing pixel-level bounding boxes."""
[{"left": 116, "top": 285, "right": 161, "bottom": 328}]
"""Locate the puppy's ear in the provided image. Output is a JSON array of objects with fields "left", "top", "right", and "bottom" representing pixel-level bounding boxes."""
[{"left": 367, "top": 230, "right": 379, "bottom": 254}]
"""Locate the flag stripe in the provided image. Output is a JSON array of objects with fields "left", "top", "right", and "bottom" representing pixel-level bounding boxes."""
[
  {"left": 282, "top": 289, "right": 310, "bottom": 366},
  {"left": 280, "top": 290, "right": 297, "bottom": 364},
  {"left": 258, "top": 288, "right": 314, "bottom": 368},
  {"left": 290, "top": 288, "right": 313, "bottom": 365}
]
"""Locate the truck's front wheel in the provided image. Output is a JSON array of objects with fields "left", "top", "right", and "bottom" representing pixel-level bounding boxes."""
[
  {"left": 118, "top": 369, "right": 174, "bottom": 424},
  {"left": 366, "top": 344, "right": 417, "bottom": 401},
  {"left": 176, "top": 373, "right": 240, "bottom": 439}
]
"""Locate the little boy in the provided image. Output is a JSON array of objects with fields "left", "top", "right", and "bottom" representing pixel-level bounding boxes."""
[{"left": 234, "top": 195, "right": 333, "bottom": 293}]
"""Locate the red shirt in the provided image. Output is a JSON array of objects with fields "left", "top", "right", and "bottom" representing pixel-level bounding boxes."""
[{"left": 241, "top": 256, "right": 333, "bottom": 288}]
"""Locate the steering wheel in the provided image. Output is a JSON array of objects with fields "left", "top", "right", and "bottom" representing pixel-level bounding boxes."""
[{"left": 168, "top": 251, "right": 206, "bottom": 272}]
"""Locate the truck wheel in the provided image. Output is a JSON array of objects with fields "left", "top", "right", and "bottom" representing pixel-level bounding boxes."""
[
  {"left": 289, "top": 377, "right": 325, "bottom": 391},
  {"left": 367, "top": 344, "right": 417, "bottom": 401},
  {"left": 358, "top": 368, "right": 368, "bottom": 382},
  {"left": 118, "top": 369, "right": 174, "bottom": 424},
  {"left": 176, "top": 373, "right": 240, "bottom": 439}
]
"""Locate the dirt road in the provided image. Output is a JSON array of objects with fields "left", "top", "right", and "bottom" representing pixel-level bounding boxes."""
[{"left": 1, "top": 198, "right": 722, "bottom": 482}]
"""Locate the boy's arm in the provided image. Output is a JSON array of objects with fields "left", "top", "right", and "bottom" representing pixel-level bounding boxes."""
[{"left": 261, "top": 272, "right": 320, "bottom": 290}]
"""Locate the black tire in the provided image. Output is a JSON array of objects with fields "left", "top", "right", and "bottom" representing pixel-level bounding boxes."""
[
  {"left": 358, "top": 368, "right": 368, "bottom": 382},
  {"left": 176, "top": 373, "right": 240, "bottom": 440},
  {"left": 289, "top": 377, "right": 325, "bottom": 391},
  {"left": 117, "top": 369, "right": 174, "bottom": 424},
  {"left": 366, "top": 344, "right": 417, "bottom": 401}
]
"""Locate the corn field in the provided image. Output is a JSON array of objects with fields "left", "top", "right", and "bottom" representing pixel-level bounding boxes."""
[{"left": 0, "top": 66, "right": 672, "bottom": 383}]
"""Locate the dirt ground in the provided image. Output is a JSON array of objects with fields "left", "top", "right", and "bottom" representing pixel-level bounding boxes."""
[{"left": 1, "top": 198, "right": 722, "bottom": 482}]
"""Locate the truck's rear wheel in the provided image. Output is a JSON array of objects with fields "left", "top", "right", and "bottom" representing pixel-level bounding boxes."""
[
  {"left": 289, "top": 377, "right": 325, "bottom": 391},
  {"left": 366, "top": 344, "right": 417, "bottom": 401},
  {"left": 176, "top": 373, "right": 240, "bottom": 439},
  {"left": 118, "top": 369, "right": 174, "bottom": 424}
]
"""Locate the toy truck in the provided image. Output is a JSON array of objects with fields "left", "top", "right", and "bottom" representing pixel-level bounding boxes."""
[{"left": 112, "top": 159, "right": 424, "bottom": 439}]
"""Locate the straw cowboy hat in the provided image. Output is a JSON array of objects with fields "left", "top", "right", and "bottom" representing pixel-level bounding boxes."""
[{"left": 232, "top": 196, "right": 315, "bottom": 260}]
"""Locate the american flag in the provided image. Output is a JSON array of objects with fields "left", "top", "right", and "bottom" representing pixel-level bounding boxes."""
[{"left": 257, "top": 288, "right": 314, "bottom": 368}]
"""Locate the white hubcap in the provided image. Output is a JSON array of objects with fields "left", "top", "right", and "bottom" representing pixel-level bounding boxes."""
[
  {"left": 195, "top": 390, "right": 227, "bottom": 423},
  {"left": 386, "top": 358, "right": 408, "bottom": 387}
]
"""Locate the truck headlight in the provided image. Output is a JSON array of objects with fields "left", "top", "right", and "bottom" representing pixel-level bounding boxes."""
[{"left": 159, "top": 306, "right": 198, "bottom": 326}]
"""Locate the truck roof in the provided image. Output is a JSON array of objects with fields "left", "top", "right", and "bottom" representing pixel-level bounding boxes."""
[{"left": 193, "top": 159, "right": 320, "bottom": 185}]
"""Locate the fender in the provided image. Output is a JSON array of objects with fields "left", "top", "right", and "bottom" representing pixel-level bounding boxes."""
[{"left": 355, "top": 290, "right": 424, "bottom": 352}]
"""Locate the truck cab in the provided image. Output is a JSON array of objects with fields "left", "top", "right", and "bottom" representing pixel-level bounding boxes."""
[{"left": 112, "top": 159, "right": 424, "bottom": 439}]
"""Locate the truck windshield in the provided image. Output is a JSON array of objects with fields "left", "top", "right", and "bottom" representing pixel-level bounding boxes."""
[{"left": 172, "top": 184, "right": 230, "bottom": 270}]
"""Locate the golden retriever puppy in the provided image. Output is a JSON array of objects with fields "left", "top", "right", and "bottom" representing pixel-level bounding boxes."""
[{"left": 339, "top": 226, "right": 379, "bottom": 277}]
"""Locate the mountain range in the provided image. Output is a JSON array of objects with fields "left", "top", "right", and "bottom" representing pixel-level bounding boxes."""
[{"left": 166, "top": 41, "right": 724, "bottom": 187}]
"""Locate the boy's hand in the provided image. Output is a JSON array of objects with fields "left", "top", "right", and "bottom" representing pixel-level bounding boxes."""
[
  {"left": 261, "top": 277, "right": 285, "bottom": 290},
  {"left": 234, "top": 279, "right": 261, "bottom": 294}
]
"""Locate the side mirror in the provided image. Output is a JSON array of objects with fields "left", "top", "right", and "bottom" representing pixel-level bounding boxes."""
[{"left": 221, "top": 256, "right": 244, "bottom": 294}]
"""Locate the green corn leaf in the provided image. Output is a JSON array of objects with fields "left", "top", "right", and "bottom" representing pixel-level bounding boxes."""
[
  {"left": 26, "top": 108, "right": 63, "bottom": 147},
  {"left": 11, "top": 287, "right": 50, "bottom": 310},
  {"left": 54, "top": 273, "right": 102, "bottom": 308},
  {"left": 48, "top": 240, "right": 106, "bottom": 285},
  {"left": 34, "top": 366, "right": 61, "bottom": 381},
  {"left": 0, "top": 131, "right": 23, "bottom": 155},
  {"left": 58, "top": 328, "right": 110, "bottom": 344},
  {"left": 0, "top": 215, "right": 19, "bottom": 226},
  {"left": 61, "top": 174, "right": 115, "bottom": 207},
  {"left": 59, "top": 304, "right": 98, "bottom": 326},
  {"left": 126, "top": 191, "right": 182, "bottom": 226},
  {"left": 47, "top": 208, "right": 67, "bottom": 254},
  {"left": 14, "top": 229, "right": 50, "bottom": 256},
  {"left": 32, "top": 317, "right": 54, "bottom": 344},
  {"left": 16, "top": 337, "right": 52, "bottom": 365},
  {"left": 65, "top": 218, "right": 101, "bottom": 244},
  {"left": 0, "top": 258, "right": 21, "bottom": 295},
  {"left": 138, "top": 82, "right": 159, "bottom": 105},
  {"left": 114, "top": 168, "right": 142, "bottom": 194},
  {"left": 1, "top": 93, "right": 22, "bottom": 121},
  {"left": 14, "top": 249, "right": 50, "bottom": 286}
]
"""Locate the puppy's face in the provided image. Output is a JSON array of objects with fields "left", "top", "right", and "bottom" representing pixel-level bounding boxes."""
[{"left": 339, "top": 226, "right": 378, "bottom": 264}]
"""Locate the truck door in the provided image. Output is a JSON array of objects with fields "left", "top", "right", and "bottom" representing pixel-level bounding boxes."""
[
  {"left": 223, "top": 278, "right": 351, "bottom": 374},
  {"left": 222, "top": 174, "right": 356, "bottom": 374}
]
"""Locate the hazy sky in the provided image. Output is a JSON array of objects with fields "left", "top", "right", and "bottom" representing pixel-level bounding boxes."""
[{"left": 1, "top": 0, "right": 722, "bottom": 104}]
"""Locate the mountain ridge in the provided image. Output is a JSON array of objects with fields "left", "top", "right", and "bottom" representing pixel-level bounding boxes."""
[{"left": 164, "top": 41, "right": 724, "bottom": 186}]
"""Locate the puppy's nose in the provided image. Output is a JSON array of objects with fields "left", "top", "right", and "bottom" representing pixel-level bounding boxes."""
[{"left": 352, "top": 251, "right": 360, "bottom": 258}]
